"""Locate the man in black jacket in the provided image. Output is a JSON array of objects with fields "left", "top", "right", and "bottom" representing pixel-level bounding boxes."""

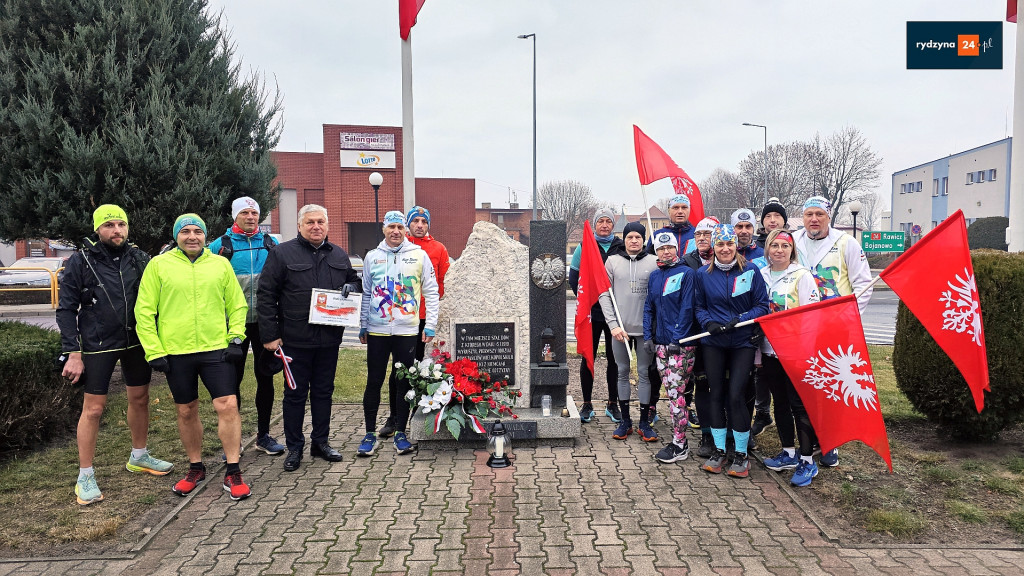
[
  {"left": 258, "top": 204, "right": 361, "bottom": 472},
  {"left": 58, "top": 205, "right": 173, "bottom": 506},
  {"left": 568, "top": 208, "right": 624, "bottom": 423}
]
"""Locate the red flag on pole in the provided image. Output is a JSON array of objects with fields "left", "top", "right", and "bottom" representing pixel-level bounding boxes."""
[
  {"left": 879, "top": 210, "right": 989, "bottom": 412},
  {"left": 757, "top": 295, "right": 892, "bottom": 472},
  {"left": 633, "top": 125, "right": 705, "bottom": 223},
  {"left": 400, "top": 0, "right": 426, "bottom": 40},
  {"left": 1009, "top": 0, "right": 1017, "bottom": 23},
  {"left": 573, "top": 221, "right": 611, "bottom": 375}
]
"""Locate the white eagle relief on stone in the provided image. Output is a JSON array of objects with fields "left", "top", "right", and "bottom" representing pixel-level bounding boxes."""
[
  {"left": 803, "top": 345, "right": 878, "bottom": 411},
  {"left": 939, "top": 268, "right": 983, "bottom": 346},
  {"left": 530, "top": 255, "right": 565, "bottom": 290}
]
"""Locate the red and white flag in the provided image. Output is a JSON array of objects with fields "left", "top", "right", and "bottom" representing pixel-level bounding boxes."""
[
  {"left": 879, "top": 210, "right": 989, "bottom": 412},
  {"left": 1009, "top": 0, "right": 1017, "bottom": 23},
  {"left": 574, "top": 220, "right": 611, "bottom": 375},
  {"left": 399, "top": 0, "right": 426, "bottom": 40},
  {"left": 633, "top": 125, "right": 705, "bottom": 223},
  {"left": 757, "top": 295, "right": 892, "bottom": 472}
]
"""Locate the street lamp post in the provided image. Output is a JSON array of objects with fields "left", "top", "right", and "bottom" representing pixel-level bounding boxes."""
[
  {"left": 369, "top": 172, "right": 383, "bottom": 239},
  {"left": 742, "top": 122, "right": 768, "bottom": 205},
  {"left": 518, "top": 33, "right": 537, "bottom": 220},
  {"left": 848, "top": 200, "right": 863, "bottom": 243}
]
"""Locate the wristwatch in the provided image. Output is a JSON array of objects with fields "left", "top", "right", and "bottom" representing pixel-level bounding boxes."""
[{"left": 230, "top": 338, "right": 243, "bottom": 346}]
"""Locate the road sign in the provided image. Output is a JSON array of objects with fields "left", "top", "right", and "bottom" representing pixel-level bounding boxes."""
[
  {"left": 911, "top": 224, "right": 923, "bottom": 235},
  {"left": 862, "top": 230, "right": 905, "bottom": 252}
]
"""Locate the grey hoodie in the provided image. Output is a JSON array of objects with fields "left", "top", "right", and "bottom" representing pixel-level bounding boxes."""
[{"left": 598, "top": 251, "right": 658, "bottom": 336}]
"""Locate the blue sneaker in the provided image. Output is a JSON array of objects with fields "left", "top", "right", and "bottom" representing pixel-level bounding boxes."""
[
  {"left": 612, "top": 420, "right": 633, "bottom": 440},
  {"left": 791, "top": 460, "right": 819, "bottom": 487},
  {"left": 763, "top": 451, "right": 800, "bottom": 472},
  {"left": 255, "top": 434, "right": 285, "bottom": 456},
  {"left": 579, "top": 402, "right": 595, "bottom": 423},
  {"left": 819, "top": 448, "right": 839, "bottom": 468},
  {"left": 605, "top": 403, "right": 622, "bottom": 423},
  {"left": 394, "top": 432, "right": 415, "bottom": 455},
  {"left": 649, "top": 405, "right": 660, "bottom": 424},
  {"left": 357, "top": 433, "right": 378, "bottom": 457},
  {"left": 637, "top": 421, "right": 659, "bottom": 442}
]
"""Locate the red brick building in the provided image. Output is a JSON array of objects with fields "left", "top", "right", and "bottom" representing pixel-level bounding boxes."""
[
  {"left": 269, "top": 124, "right": 477, "bottom": 258},
  {"left": 474, "top": 203, "right": 542, "bottom": 243}
]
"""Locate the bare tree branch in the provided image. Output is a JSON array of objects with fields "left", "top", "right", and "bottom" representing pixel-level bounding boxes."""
[{"left": 536, "top": 179, "right": 603, "bottom": 238}]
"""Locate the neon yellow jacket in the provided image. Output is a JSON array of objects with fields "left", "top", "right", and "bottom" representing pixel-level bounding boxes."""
[{"left": 135, "top": 248, "right": 248, "bottom": 361}]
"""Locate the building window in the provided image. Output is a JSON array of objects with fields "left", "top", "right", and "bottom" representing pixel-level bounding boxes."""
[
  {"left": 941, "top": 176, "right": 948, "bottom": 196},
  {"left": 989, "top": 169, "right": 997, "bottom": 181},
  {"left": 977, "top": 170, "right": 985, "bottom": 183},
  {"left": 931, "top": 220, "right": 938, "bottom": 229},
  {"left": 932, "top": 179, "right": 939, "bottom": 197},
  {"left": 966, "top": 172, "right": 974, "bottom": 185},
  {"left": 916, "top": 181, "right": 923, "bottom": 192},
  {"left": 900, "top": 183, "right": 906, "bottom": 194}
]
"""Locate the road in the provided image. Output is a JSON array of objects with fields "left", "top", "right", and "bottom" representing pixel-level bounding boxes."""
[{"left": 567, "top": 290, "right": 900, "bottom": 346}]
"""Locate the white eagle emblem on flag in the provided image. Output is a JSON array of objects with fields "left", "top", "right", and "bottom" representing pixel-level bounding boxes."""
[
  {"left": 938, "top": 268, "right": 982, "bottom": 346},
  {"left": 803, "top": 346, "right": 878, "bottom": 411},
  {"left": 671, "top": 176, "right": 693, "bottom": 196}
]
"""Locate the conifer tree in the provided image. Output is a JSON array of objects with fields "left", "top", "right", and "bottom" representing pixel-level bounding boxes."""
[{"left": 0, "top": 0, "right": 282, "bottom": 253}]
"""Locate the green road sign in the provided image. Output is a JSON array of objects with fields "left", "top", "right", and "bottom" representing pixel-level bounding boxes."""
[{"left": 862, "top": 230, "right": 905, "bottom": 252}]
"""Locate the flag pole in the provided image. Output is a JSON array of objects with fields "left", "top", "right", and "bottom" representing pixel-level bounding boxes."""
[
  {"left": 855, "top": 275, "right": 883, "bottom": 302},
  {"left": 401, "top": 30, "right": 416, "bottom": 212},
  {"left": 640, "top": 184, "right": 654, "bottom": 235},
  {"left": 606, "top": 288, "right": 634, "bottom": 362}
]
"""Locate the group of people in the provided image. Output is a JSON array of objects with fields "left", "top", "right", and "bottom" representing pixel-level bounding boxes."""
[
  {"left": 570, "top": 193, "right": 872, "bottom": 485},
  {"left": 59, "top": 199, "right": 445, "bottom": 505}
]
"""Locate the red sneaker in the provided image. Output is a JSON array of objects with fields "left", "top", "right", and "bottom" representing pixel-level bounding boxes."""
[
  {"left": 223, "top": 471, "right": 251, "bottom": 501},
  {"left": 171, "top": 467, "right": 206, "bottom": 496}
]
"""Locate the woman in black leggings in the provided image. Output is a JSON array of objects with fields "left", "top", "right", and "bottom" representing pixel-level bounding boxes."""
[{"left": 694, "top": 223, "right": 769, "bottom": 478}]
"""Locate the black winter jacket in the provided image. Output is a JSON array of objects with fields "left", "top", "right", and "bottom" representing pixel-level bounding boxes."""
[
  {"left": 56, "top": 238, "right": 150, "bottom": 353},
  {"left": 258, "top": 236, "right": 361, "bottom": 349}
]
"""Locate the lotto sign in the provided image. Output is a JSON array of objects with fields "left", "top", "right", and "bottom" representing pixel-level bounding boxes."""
[{"left": 861, "top": 231, "right": 905, "bottom": 253}]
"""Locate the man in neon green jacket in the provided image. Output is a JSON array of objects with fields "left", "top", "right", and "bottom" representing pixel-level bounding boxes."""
[{"left": 135, "top": 214, "right": 252, "bottom": 501}]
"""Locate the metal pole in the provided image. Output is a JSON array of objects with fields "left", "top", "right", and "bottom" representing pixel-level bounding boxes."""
[
  {"left": 1009, "top": 0, "right": 1024, "bottom": 252},
  {"left": 853, "top": 212, "right": 858, "bottom": 242},
  {"left": 531, "top": 34, "right": 537, "bottom": 221},
  {"left": 373, "top": 184, "right": 381, "bottom": 241},
  {"left": 762, "top": 127, "right": 768, "bottom": 205}
]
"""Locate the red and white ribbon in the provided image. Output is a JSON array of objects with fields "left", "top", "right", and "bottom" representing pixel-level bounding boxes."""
[{"left": 274, "top": 346, "right": 297, "bottom": 390}]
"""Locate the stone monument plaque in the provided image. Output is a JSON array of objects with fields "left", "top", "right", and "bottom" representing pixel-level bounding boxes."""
[{"left": 454, "top": 322, "right": 515, "bottom": 387}]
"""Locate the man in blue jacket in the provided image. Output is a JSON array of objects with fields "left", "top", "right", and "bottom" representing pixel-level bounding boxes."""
[{"left": 208, "top": 197, "right": 285, "bottom": 457}]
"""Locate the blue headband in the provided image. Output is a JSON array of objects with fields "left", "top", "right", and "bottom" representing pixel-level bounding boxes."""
[
  {"left": 712, "top": 223, "right": 737, "bottom": 245},
  {"left": 406, "top": 206, "right": 430, "bottom": 226},
  {"left": 669, "top": 194, "right": 690, "bottom": 208},
  {"left": 802, "top": 196, "right": 831, "bottom": 216},
  {"left": 383, "top": 211, "right": 406, "bottom": 226}
]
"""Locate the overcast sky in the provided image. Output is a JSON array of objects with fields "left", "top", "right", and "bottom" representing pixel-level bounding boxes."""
[{"left": 206, "top": 1, "right": 1017, "bottom": 215}]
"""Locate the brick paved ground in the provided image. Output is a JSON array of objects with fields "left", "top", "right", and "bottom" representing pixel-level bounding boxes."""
[{"left": 1, "top": 404, "right": 1022, "bottom": 575}]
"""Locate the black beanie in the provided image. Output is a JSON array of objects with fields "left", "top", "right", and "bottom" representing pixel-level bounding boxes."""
[
  {"left": 622, "top": 221, "right": 647, "bottom": 241},
  {"left": 761, "top": 200, "right": 788, "bottom": 226}
]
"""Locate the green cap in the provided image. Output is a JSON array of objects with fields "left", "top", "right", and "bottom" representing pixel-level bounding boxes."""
[
  {"left": 173, "top": 213, "right": 207, "bottom": 238},
  {"left": 93, "top": 204, "right": 128, "bottom": 231}
]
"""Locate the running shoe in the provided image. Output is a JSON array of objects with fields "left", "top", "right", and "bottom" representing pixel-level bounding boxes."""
[
  {"left": 763, "top": 451, "right": 800, "bottom": 472},
  {"left": 696, "top": 434, "right": 715, "bottom": 459},
  {"left": 637, "top": 421, "right": 659, "bottom": 442},
  {"left": 172, "top": 467, "right": 206, "bottom": 496},
  {"left": 750, "top": 410, "right": 773, "bottom": 436},
  {"left": 126, "top": 452, "right": 174, "bottom": 476},
  {"left": 357, "top": 433, "right": 378, "bottom": 457},
  {"left": 605, "top": 403, "right": 622, "bottom": 423},
  {"left": 255, "top": 434, "right": 285, "bottom": 455},
  {"left": 222, "top": 471, "right": 251, "bottom": 501},
  {"left": 579, "top": 402, "right": 595, "bottom": 423},
  {"left": 612, "top": 420, "right": 633, "bottom": 440},
  {"left": 727, "top": 452, "right": 750, "bottom": 478},
  {"left": 702, "top": 448, "right": 727, "bottom": 474},
  {"left": 688, "top": 407, "right": 700, "bottom": 429},
  {"left": 791, "top": 460, "right": 819, "bottom": 487},
  {"left": 378, "top": 417, "right": 397, "bottom": 439},
  {"left": 819, "top": 448, "right": 840, "bottom": 468},
  {"left": 394, "top": 432, "right": 415, "bottom": 455},
  {"left": 648, "top": 405, "right": 660, "bottom": 424},
  {"left": 655, "top": 441, "right": 690, "bottom": 463},
  {"left": 75, "top": 474, "right": 103, "bottom": 506}
]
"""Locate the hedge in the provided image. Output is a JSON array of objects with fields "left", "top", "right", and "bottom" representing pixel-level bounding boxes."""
[
  {"left": 967, "top": 217, "right": 1009, "bottom": 251},
  {"left": 0, "top": 321, "right": 81, "bottom": 454},
  {"left": 892, "top": 250, "right": 1024, "bottom": 440}
]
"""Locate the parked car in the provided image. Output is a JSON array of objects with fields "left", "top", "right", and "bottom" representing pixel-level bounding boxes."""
[
  {"left": 350, "top": 255, "right": 363, "bottom": 279},
  {"left": 0, "top": 256, "right": 69, "bottom": 287}
]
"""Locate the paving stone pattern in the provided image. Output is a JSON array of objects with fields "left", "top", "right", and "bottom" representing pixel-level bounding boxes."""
[{"left": 1, "top": 404, "right": 1022, "bottom": 575}]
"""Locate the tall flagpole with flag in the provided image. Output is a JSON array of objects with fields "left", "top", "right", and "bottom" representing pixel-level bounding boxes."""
[
  {"left": 633, "top": 125, "right": 705, "bottom": 234},
  {"left": 399, "top": 0, "right": 426, "bottom": 212}
]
